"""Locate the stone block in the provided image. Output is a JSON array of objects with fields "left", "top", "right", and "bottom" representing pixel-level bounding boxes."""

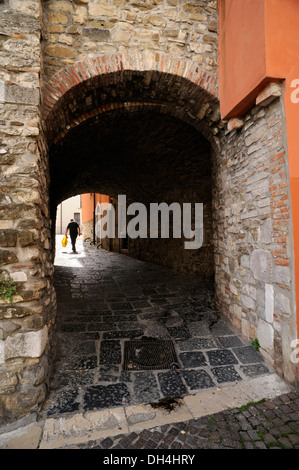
[
  {"left": 229, "top": 283, "right": 238, "bottom": 296},
  {"left": 10, "top": 271, "right": 27, "bottom": 282},
  {"left": 196, "top": 103, "right": 210, "bottom": 119},
  {"left": 145, "top": 15, "right": 167, "bottom": 27},
  {"left": 82, "top": 28, "right": 110, "bottom": 40},
  {"left": 113, "top": 30, "right": 131, "bottom": 43},
  {"left": 240, "top": 294, "right": 256, "bottom": 310},
  {"left": 0, "top": 82, "right": 39, "bottom": 106},
  {"left": 257, "top": 305, "right": 265, "bottom": 320},
  {"left": 89, "top": 4, "right": 117, "bottom": 17},
  {"left": 250, "top": 249, "right": 272, "bottom": 283},
  {"left": 0, "top": 10, "right": 40, "bottom": 34},
  {"left": 47, "top": 24, "right": 64, "bottom": 33},
  {"left": 127, "top": 411, "right": 156, "bottom": 425},
  {"left": 227, "top": 118, "right": 244, "bottom": 132},
  {"left": 274, "top": 265, "right": 291, "bottom": 286},
  {"left": 126, "top": 402, "right": 193, "bottom": 432},
  {"left": 47, "top": 12, "right": 69, "bottom": 25},
  {"left": 44, "top": 44, "right": 76, "bottom": 59},
  {"left": 8, "top": 0, "right": 40, "bottom": 19},
  {"left": 0, "top": 82, "right": 4, "bottom": 103},
  {"left": 0, "top": 369, "right": 18, "bottom": 393},
  {"left": 0, "top": 341, "right": 4, "bottom": 365},
  {"left": 231, "top": 202, "right": 242, "bottom": 215},
  {"left": 47, "top": 0, "right": 74, "bottom": 13},
  {"left": 40, "top": 408, "right": 128, "bottom": 448},
  {"left": 0, "top": 422, "right": 42, "bottom": 449},
  {"left": 18, "top": 231, "right": 34, "bottom": 247},
  {"left": 4, "top": 326, "right": 48, "bottom": 360},
  {"left": 260, "top": 218, "right": 272, "bottom": 245},
  {"left": 73, "top": 6, "right": 88, "bottom": 24},
  {"left": 58, "top": 34, "right": 76, "bottom": 46},
  {"left": 265, "top": 284, "right": 274, "bottom": 322},
  {"left": 0, "top": 249, "right": 18, "bottom": 265},
  {"left": 275, "top": 293, "right": 291, "bottom": 316},
  {"left": 241, "top": 283, "right": 256, "bottom": 300},
  {"left": 189, "top": 12, "right": 208, "bottom": 21},
  {"left": 257, "top": 318, "right": 274, "bottom": 350},
  {"left": 135, "top": 28, "right": 160, "bottom": 41},
  {"left": 256, "top": 82, "right": 282, "bottom": 107},
  {"left": 256, "top": 288, "right": 265, "bottom": 308},
  {"left": 183, "top": 3, "right": 205, "bottom": 13},
  {"left": 240, "top": 255, "right": 250, "bottom": 269},
  {"left": 245, "top": 127, "right": 265, "bottom": 147},
  {"left": 0, "top": 230, "right": 17, "bottom": 247}
]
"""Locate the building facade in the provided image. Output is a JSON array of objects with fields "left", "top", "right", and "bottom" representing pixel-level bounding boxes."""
[{"left": 55, "top": 194, "right": 82, "bottom": 234}]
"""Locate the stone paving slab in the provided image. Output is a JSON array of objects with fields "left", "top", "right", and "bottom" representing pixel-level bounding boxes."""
[
  {"left": 38, "top": 373, "right": 294, "bottom": 449},
  {"left": 0, "top": 372, "right": 294, "bottom": 449},
  {"left": 77, "top": 390, "right": 299, "bottom": 450}
]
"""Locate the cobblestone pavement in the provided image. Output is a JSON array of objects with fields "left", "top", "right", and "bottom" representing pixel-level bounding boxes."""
[
  {"left": 41, "top": 237, "right": 275, "bottom": 421},
  {"left": 37, "top": 237, "right": 298, "bottom": 451},
  {"left": 74, "top": 390, "right": 299, "bottom": 450}
]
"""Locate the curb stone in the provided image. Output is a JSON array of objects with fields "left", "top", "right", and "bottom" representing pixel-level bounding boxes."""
[{"left": 0, "top": 372, "right": 293, "bottom": 449}]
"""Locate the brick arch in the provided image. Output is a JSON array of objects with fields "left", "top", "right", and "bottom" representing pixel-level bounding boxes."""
[{"left": 41, "top": 50, "right": 220, "bottom": 145}]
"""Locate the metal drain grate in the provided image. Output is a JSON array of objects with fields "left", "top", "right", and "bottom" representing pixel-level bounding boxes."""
[{"left": 124, "top": 340, "right": 178, "bottom": 371}]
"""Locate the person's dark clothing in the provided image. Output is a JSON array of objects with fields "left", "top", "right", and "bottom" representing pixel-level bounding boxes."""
[
  {"left": 67, "top": 221, "right": 79, "bottom": 252},
  {"left": 67, "top": 221, "right": 79, "bottom": 237}
]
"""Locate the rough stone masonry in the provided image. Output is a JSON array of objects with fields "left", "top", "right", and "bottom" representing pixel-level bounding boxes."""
[{"left": 0, "top": 0, "right": 297, "bottom": 425}]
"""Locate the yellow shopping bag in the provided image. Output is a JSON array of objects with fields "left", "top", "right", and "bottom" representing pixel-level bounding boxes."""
[{"left": 61, "top": 236, "right": 68, "bottom": 248}]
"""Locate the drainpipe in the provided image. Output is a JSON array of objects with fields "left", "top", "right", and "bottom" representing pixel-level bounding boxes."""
[{"left": 60, "top": 201, "right": 63, "bottom": 234}]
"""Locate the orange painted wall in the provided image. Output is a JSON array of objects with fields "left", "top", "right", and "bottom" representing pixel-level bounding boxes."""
[
  {"left": 219, "top": 0, "right": 299, "bottom": 351},
  {"left": 265, "top": 0, "right": 299, "bottom": 351},
  {"left": 81, "top": 193, "right": 110, "bottom": 224},
  {"left": 218, "top": 0, "right": 273, "bottom": 119}
]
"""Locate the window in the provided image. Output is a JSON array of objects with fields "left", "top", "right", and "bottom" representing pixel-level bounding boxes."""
[{"left": 74, "top": 212, "right": 80, "bottom": 225}]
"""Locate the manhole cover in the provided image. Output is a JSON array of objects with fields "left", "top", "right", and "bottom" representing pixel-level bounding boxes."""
[{"left": 124, "top": 340, "right": 178, "bottom": 371}]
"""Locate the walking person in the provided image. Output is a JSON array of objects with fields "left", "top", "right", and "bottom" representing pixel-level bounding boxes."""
[{"left": 65, "top": 218, "right": 81, "bottom": 254}]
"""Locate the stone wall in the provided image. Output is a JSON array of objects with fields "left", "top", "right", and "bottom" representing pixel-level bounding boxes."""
[
  {"left": 126, "top": 197, "right": 214, "bottom": 280},
  {"left": 82, "top": 217, "right": 110, "bottom": 250},
  {"left": 108, "top": 146, "right": 214, "bottom": 280},
  {"left": 213, "top": 96, "right": 296, "bottom": 383},
  {"left": 0, "top": 0, "right": 57, "bottom": 423},
  {"left": 42, "top": 0, "right": 218, "bottom": 83}
]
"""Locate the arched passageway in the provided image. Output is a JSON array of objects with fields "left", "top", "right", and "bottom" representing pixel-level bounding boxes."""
[
  {"left": 0, "top": 48, "right": 296, "bottom": 425},
  {"left": 43, "top": 55, "right": 221, "bottom": 278},
  {"left": 43, "top": 64, "right": 223, "bottom": 414},
  {"left": 50, "top": 108, "right": 214, "bottom": 278},
  {"left": 37, "top": 60, "right": 273, "bottom": 418},
  {"left": 43, "top": 55, "right": 220, "bottom": 277}
]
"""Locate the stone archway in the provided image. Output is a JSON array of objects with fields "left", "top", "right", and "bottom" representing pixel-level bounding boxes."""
[
  {"left": 42, "top": 53, "right": 222, "bottom": 420},
  {"left": 0, "top": 42, "right": 222, "bottom": 422},
  {"left": 43, "top": 51, "right": 221, "bottom": 278},
  {"left": 44, "top": 49, "right": 297, "bottom": 397},
  {"left": 41, "top": 50, "right": 219, "bottom": 143},
  {"left": 45, "top": 50, "right": 221, "bottom": 271}
]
